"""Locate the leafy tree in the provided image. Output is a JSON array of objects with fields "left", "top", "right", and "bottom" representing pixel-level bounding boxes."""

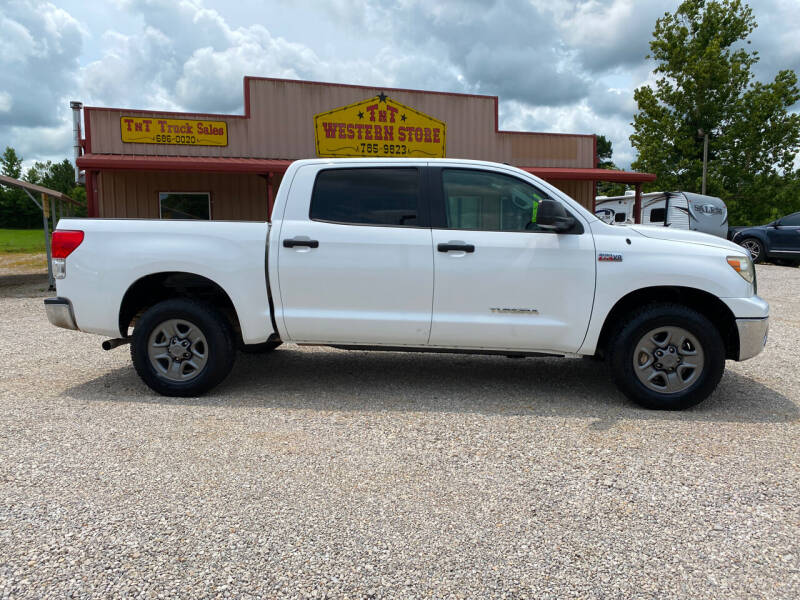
[
  {"left": 595, "top": 134, "right": 628, "bottom": 197},
  {"left": 630, "top": 0, "right": 800, "bottom": 225},
  {"left": 1, "top": 146, "right": 22, "bottom": 179},
  {"left": 596, "top": 134, "right": 614, "bottom": 169},
  {"left": 0, "top": 146, "right": 34, "bottom": 228}
]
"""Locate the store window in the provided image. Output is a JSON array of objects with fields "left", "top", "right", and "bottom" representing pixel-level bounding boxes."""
[
  {"left": 442, "top": 169, "right": 551, "bottom": 232},
  {"left": 159, "top": 192, "right": 211, "bottom": 220},
  {"left": 311, "top": 168, "right": 419, "bottom": 226}
]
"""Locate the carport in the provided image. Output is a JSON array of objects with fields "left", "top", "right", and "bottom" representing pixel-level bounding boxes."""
[{"left": 0, "top": 175, "right": 82, "bottom": 289}]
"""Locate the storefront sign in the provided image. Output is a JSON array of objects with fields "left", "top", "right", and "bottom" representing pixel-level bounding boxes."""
[
  {"left": 120, "top": 116, "right": 228, "bottom": 146},
  {"left": 314, "top": 94, "right": 446, "bottom": 158}
]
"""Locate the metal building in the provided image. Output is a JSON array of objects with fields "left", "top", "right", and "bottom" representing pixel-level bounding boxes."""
[{"left": 74, "top": 77, "right": 654, "bottom": 220}]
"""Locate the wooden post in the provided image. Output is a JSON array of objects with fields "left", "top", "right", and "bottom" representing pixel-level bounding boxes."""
[
  {"left": 40, "top": 193, "right": 54, "bottom": 289},
  {"left": 634, "top": 183, "right": 642, "bottom": 225}
]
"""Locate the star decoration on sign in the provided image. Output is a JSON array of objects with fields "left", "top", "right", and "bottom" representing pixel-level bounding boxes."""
[
  {"left": 357, "top": 111, "right": 364, "bottom": 119},
  {"left": 400, "top": 114, "right": 407, "bottom": 121},
  {"left": 378, "top": 92, "right": 387, "bottom": 103}
]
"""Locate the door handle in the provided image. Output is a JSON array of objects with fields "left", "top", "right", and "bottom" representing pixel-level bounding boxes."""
[
  {"left": 283, "top": 238, "right": 319, "bottom": 248},
  {"left": 437, "top": 243, "right": 475, "bottom": 253}
]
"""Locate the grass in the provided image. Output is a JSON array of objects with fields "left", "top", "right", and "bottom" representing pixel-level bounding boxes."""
[{"left": 0, "top": 229, "right": 47, "bottom": 253}]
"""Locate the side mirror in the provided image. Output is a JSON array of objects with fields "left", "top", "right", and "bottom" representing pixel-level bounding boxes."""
[{"left": 536, "top": 199, "right": 575, "bottom": 232}]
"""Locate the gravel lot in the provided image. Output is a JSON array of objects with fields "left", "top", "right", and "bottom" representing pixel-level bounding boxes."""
[{"left": 1, "top": 266, "right": 798, "bottom": 599}]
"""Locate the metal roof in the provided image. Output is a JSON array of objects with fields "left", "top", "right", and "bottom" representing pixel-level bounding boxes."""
[
  {"left": 0, "top": 174, "right": 79, "bottom": 205},
  {"left": 76, "top": 154, "right": 656, "bottom": 183}
]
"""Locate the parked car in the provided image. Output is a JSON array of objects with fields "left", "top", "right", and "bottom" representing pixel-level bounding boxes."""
[
  {"left": 729, "top": 211, "right": 800, "bottom": 264},
  {"left": 45, "top": 158, "right": 768, "bottom": 410},
  {"left": 594, "top": 191, "right": 728, "bottom": 238}
]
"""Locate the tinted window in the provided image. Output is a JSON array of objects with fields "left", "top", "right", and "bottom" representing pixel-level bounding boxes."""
[
  {"left": 649, "top": 208, "right": 666, "bottom": 223},
  {"left": 311, "top": 168, "right": 419, "bottom": 226},
  {"left": 159, "top": 192, "right": 210, "bottom": 220},
  {"left": 779, "top": 212, "right": 800, "bottom": 226},
  {"left": 442, "top": 169, "right": 551, "bottom": 232},
  {"left": 614, "top": 212, "right": 627, "bottom": 223}
]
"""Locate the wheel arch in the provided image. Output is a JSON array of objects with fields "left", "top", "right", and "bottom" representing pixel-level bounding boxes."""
[
  {"left": 737, "top": 232, "right": 768, "bottom": 257},
  {"left": 595, "top": 286, "right": 739, "bottom": 360},
  {"left": 118, "top": 271, "right": 242, "bottom": 341}
]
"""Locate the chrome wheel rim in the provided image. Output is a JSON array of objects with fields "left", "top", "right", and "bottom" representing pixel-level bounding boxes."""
[
  {"left": 741, "top": 239, "right": 760, "bottom": 260},
  {"left": 633, "top": 326, "right": 704, "bottom": 394},
  {"left": 147, "top": 319, "right": 208, "bottom": 382}
]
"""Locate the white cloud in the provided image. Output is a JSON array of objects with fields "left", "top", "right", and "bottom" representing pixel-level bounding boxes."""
[
  {"left": 0, "top": 1, "right": 84, "bottom": 128},
  {"left": 0, "top": 0, "right": 797, "bottom": 172},
  {"left": 0, "top": 92, "right": 12, "bottom": 113}
]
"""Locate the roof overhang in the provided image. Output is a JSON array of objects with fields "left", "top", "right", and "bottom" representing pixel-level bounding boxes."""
[
  {"left": 76, "top": 154, "right": 656, "bottom": 184},
  {"left": 522, "top": 167, "right": 657, "bottom": 183},
  {"left": 0, "top": 174, "right": 78, "bottom": 205},
  {"left": 77, "top": 154, "right": 293, "bottom": 174}
]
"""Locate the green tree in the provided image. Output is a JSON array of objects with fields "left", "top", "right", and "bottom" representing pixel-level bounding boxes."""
[
  {"left": 595, "top": 134, "right": 628, "bottom": 197},
  {"left": 0, "top": 146, "right": 35, "bottom": 228},
  {"left": 630, "top": 0, "right": 800, "bottom": 225},
  {"left": 0, "top": 150, "right": 86, "bottom": 228}
]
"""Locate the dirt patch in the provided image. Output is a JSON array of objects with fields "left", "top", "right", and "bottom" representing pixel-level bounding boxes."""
[{"left": 0, "top": 252, "right": 47, "bottom": 276}]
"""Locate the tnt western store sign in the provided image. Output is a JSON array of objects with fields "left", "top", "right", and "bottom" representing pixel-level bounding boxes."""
[
  {"left": 314, "top": 94, "right": 446, "bottom": 158},
  {"left": 75, "top": 76, "right": 654, "bottom": 221}
]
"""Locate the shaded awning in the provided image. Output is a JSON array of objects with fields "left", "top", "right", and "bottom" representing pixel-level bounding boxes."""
[
  {"left": 77, "top": 154, "right": 293, "bottom": 174},
  {"left": 76, "top": 154, "right": 657, "bottom": 183},
  {"left": 521, "top": 167, "right": 656, "bottom": 183},
  {"left": 0, "top": 174, "right": 80, "bottom": 205}
]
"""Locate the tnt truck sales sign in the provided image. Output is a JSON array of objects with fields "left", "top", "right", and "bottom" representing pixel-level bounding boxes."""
[
  {"left": 314, "top": 94, "right": 446, "bottom": 158},
  {"left": 120, "top": 117, "right": 228, "bottom": 146}
]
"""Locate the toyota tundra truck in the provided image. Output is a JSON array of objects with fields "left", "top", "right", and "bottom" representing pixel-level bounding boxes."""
[{"left": 45, "top": 158, "right": 769, "bottom": 410}]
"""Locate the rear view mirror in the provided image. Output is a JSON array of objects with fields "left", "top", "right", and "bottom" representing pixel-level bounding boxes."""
[{"left": 536, "top": 199, "right": 575, "bottom": 232}]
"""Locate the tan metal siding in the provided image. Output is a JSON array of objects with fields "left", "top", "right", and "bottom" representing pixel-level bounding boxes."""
[
  {"left": 97, "top": 171, "right": 268, "bottom": 220},
  {"left": 548, "top": 180, "right": 594, "bottom": 210},
  {"left": 506, "top": 133, "right": 594, "bottom": 168},
  {"left": 88, "top": 78, "right": 592, "bottom": 166}
]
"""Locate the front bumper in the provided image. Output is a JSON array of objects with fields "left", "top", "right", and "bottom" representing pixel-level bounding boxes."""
[
  {"left": 736, "top": 317, "right": 769, "bottom": 361},
  {"left": 44, "top": 297, "right": 78, "bottom": 331}
]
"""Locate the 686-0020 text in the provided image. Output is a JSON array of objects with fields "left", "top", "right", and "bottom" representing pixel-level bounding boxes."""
[{"left": 154, "top": 134, "right": 197, "bottom": 144}]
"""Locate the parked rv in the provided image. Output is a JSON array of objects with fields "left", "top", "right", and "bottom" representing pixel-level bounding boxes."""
[{"left": 595, "top": 191, "right": 728, "bottom": 238}]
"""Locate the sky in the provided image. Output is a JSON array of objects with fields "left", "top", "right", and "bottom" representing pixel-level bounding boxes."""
[{"left": 1, "top": 0, "right": 798, "bottom": 172}]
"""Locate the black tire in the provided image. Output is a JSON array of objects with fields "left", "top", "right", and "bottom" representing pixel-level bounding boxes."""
[
  {"left": 131, "top": 298, "right": 236, "bottom": 397},
  {"left": 240, "top": 340, "right": 282, "bottom": 354},
  {"left": 608, "top": 303, "right": 725, "bottom": 410},
  {"left": 739, "top": 237, "right": 764, "bottom": 263}
]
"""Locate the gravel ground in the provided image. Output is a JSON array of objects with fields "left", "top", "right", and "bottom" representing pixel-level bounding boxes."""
[{"left": 1, "top": 266, "right": 798, "bottom": 599}]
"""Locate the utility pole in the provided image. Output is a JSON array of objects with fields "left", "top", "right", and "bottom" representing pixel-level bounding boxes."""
[{"left": 698, "top": 128, "right": 709, "bottom": 195}]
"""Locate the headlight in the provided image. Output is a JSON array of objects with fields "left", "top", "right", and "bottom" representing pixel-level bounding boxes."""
[{"left": 727, "top": 254, "right": 756, "bottom": 290}]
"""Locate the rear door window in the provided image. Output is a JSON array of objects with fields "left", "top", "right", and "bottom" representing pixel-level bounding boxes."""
[{"left": 310, "top": 168, "right": 420, "bottom": 226}]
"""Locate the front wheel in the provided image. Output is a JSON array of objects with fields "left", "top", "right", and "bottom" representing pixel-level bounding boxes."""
[
  {"left": 131, "top": 298, "right": 236, "bottom": 397},
  {"left": 739, "top": 237, "right": 764, "bottom": 263},
  {"left": 609, "top": 304, "right": 725, "bottom": 410}
]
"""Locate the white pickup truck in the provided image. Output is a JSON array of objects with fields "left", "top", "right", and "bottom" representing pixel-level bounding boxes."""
[{"left": 45, "top": 158, "right": 769, "bottom": 410}]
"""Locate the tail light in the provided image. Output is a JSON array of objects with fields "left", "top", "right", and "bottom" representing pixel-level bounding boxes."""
[{"left": 51, "top": 230, "right": 84, "bottom": 279}]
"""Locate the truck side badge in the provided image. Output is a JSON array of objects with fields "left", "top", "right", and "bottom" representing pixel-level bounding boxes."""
[{"left": 598, "top": 252, "right": 623, "bottom": 262}]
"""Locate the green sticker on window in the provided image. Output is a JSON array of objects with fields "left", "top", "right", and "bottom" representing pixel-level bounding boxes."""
[{"left": 531, "top": 199, "right": 539, "bottom": 223}]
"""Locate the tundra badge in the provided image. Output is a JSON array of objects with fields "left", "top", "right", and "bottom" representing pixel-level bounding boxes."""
[{"left": 598, "top": 252, "right": 623, "bottom": 262}]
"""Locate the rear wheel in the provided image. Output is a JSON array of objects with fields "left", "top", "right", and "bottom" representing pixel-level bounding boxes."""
[
  {"left": 609, "top": 304, "right": 725, "bottom": 410},
  {"left": 131, "top": 298, "right": 236, "bottom": 397},
  {"left": 739, "top": 237, "right": 764, "bottom": 263}
]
